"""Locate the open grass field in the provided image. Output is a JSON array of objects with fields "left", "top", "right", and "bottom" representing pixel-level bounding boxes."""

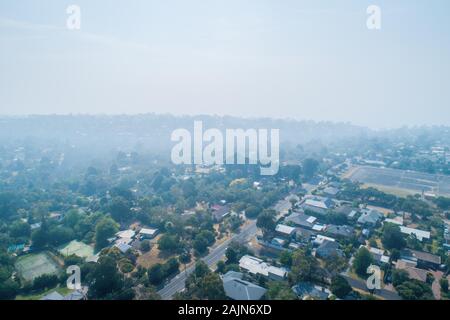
[
  {"left": 344, "top": 166, "right": 450, "bottom": 197},
  {"left": 58, "top": 240, "right": 94, "bottom": 258},
  {"left": 15, "top": 252, "right": 61, "bottom": 281}
]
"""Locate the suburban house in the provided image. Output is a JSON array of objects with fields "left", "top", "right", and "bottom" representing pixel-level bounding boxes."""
[
  {"left": 273, "top": 198, "right": 293, "bottom": 219},
  {"left": 292, "top": 282, "right": 331, "bottom": 300},
  {"left": 301, "top": 196, "right": 335, "bottom": 214},
  {"left": 115, "top": 242, "right": 132, "bottom": 253},
  {"left": 336, "top": 206, "right": 359, "bottom": 220},
  {"left": 211, "top": 204, "right": 231, "bottom": 222},
  {"left": 400, "top": 249, "right": 441, "bottom": 270},
  {"left": 315, "top": 240, "right": 342, "bottom": 259},
  {"left": 271, "top": 237, "right": 287, "bottom": 247},
  {"left": 285, "top": 211, "right": 317, "bottom": 230},
  {"left": 357, "top": 209, "right": 383, "bottom": 227},
  {"left": 322, "top": 186, "right": 339, "bottom": 197},
  {"left": 395, "top": 260, "right": 430, "bottom": 283},
  {"left": 313, "top": 234, "right": 336, "bottom": 246},
  {"left": 138, "top": 227, "right": 159, "bottom": 240},
  {"left": 222, "top": 271, "right": 267, "bottom": 300},
  {"left": 275, "top": 224, "right": 296, "bottom": 238},
  {"left": 367, "top": 246, "right": 390, "bottom": 265},
  {"left": 399, "top": 226, "right": 431, "bottom": 242},
  {"left": 239, "top": 255, "right": 287, "bottom": 281},
  {"left": 325, "top": 224, "right": 355, "bottom": 239},
  {"left": 116, "top": 229, "right": 136, "bottom": 240}
]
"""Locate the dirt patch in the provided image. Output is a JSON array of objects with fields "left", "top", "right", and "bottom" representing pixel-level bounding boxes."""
[{"left": 137, "top": 245, "right": 166, "bottom": 268}]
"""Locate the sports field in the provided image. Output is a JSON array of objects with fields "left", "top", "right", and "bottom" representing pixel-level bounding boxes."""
[
  {"left": 58, "top": 240, "right": 94, "bottom": 258},
  {"left": 15, "top": 252, "right": 60, "bottom": 281},
  {"left": 344, "top": 166, "right": 450, "bottom": 197}
]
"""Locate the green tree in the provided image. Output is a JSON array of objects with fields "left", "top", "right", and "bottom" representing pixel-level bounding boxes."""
[
  {"left": 330, "top": 275, "right": 352, "bottom": 299},
  {"left": 89, "top": 255, "right": 124, "bottom": 299},
  {"left": 440, "top": 278, "right": 449, "bottom": 293},
  {"left": 148, "top": 263, "right": 165, "bottom": 286},
  {"left": 396, "top": 280, "right": 434, "bottom": 300},
  {"left": 290, "top": 249, "right": 323, "bottom": 283},
  {"left": 353, "top": 247, "right": 373, "bottom": 278},
  {"left": 158, "top": 234, "right": 179, "bottom": 253},
  {"left": 94, "top": 217, "right": 118, "bottom": 250},
  {"left": 0, "top": 279, "right": 19, "bottom": 300},
  {"left": 109, "top": 196, "right": 132, "bottom": 222},
  {"left": 245, "top": 205, "right": 262, "bottom": 219},
  {"left": 266, "top": 281, "right": 297, "bottom": 300},
  {"left": 279, "top": 251, "right": 293, "bottom": 268},
  {"left": 302, "top": 158, "right": 320, "bottom": 180},
  {"left": 256, "top": 211, "right": 276, "bottom": 238},
  {"left": 392, "top": 269, "right": 410, "bottom": 287},
  {"left": 163, "top": 257, "right": 180, "bottom": 277},
  {"left": 381, "top": 223, "right": 406, "bottom": 250},
  {"left": 9, "top": 221, "right": 31, "bottom": 239}
]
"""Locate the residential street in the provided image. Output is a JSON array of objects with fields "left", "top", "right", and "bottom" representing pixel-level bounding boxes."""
[{"left": 157, "top": 221, "right": 257, "bottom": 300}]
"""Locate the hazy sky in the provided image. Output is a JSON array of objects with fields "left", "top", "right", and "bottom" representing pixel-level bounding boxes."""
[{"left": 1, "top": 0, "right": 449, "bottom": 128}]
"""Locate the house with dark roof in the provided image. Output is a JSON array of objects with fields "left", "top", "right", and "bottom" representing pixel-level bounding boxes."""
[
  {"left": 301, "top": 196, "right": 335, "bottom": 215},
  {"left": 315, "top": 240, "right": 343, "bottom": 259},
  {"left": 211, "top": 204, "right": 231, "bottom": 222},
  {"left": 222, "top": 271, "right": 267, "bottom": 300},
  {"left": 400, "top": 249, "right": 442, "bottom": 270},
  {"left": 325, "top": 225, "right": 354, "bottom": 239},
  {"left": 285, "top": 211, "right": 317, "bottom": 230},
  {"left": 292, "top": 282, "right": 331, "bottom": 300}
]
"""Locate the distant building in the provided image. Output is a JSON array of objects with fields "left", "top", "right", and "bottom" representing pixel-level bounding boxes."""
[
  {"left": 322, "top": 187, "right": 340, "bottom": 197},
  {"left": 222, "top": 271, "right": 267, "bottom": 300},
  {"left": 138, "top": 228, "right": 159, "bottom": 240},
  {"left": 211, "top": 204, "right": 230, "bottom": 222},
  {"left": 116, "top": 229, "right": 136, "bottom": 239}
]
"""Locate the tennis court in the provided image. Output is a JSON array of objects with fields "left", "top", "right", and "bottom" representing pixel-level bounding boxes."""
[
  {"left": 58, "top": 240, "right": 94, "bottom": 258},
  {"left": 15, "top": 252, "right": 60, "bottom": 281}
]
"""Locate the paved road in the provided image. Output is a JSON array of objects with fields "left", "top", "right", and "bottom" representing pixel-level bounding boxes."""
[{"left": 157, "top": 221, "right": 257, "bottom": 300}]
